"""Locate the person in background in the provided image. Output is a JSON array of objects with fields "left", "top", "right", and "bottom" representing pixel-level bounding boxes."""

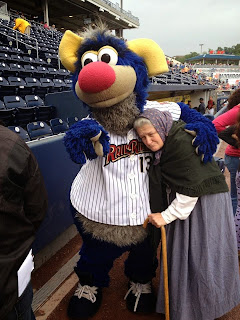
[
  {"left": 198, "top": 97, "right": 205, "bottom": 114},
  {"left": 13, "top": 17, "right": 31, "bottom": 36},
  {"left": 0, "top": 124, "right": 48, "bottom": 320},
  {"left": 216, "top": 115, "right": 240, "bottom": 253},
  {"left": 43, "top": 21, "right": 50, "bottom": 29},
  {"left": 206, "top": 96, "right": 215, "bottom": 115},
  {"left": 133, "top": 108, "right": 240, "bottom": 320},
  {"left": 51, "top": 24, "right": 57, "bottom": 31},
  {"left": 213, "top": 88, "right": 240, "bottom": 215},
  {"left": 187, "top": 100, "right": 192, "bottom": 108}
]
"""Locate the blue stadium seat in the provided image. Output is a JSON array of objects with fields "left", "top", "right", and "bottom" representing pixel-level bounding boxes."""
[
  {"left": 8, "top": 126, "right": 30, "bottom": 141},
  {"left": 0, "top": 108, "right": 15, "bottom": 126},
  {"left": 15, "top": 105, "right": 37, "bottom": 127},
  {"left": 3, "top": 95, "right": 27, "bottom": 109},
  {"left": 0, "top": 77, "right": 16, "bottom": 98},
  {"left": 0, "top": 100, "right": 5, "bottom": 109},
  {"left": 0, "top": 62, "right": 11, "bottom": 77},
  {"left": 24, "top": 77, "right": 47, "bottom": 98},
  {"left": 44, "top": 53, "right": 58, "bottom": 67},
  {"left": 10, "top": 54, "right": 23, "bottom": 64},
  {"left": 57, "top": 68, "right": 70, "bottom": 80},
  {"left": 34, "top": 58, "right": 48, "bottom": 66},
  {"left": 50, "top": 118, "right": 69, "bottom": 134},
  {"left": 67, "top": 116, "right": 79, "bottom": 127},
  {"left": 0, "top": 45, "right": 12, "bottom": 54},
  {"left": 25, "top": 95, "right": 44, "bottom": 107},
  {"left": 9, "top": 63, "right": 25, "bottom": 77},
  {"left": 23, "top": 65, "right": 38, "bottom": 77},
  {"left": 36, "top": 66, "right": 49, "bottom": 77},
  {"left": 52, "top": 79, "right": 65, "bottom": 92},
  {"left": 8, "top": 77, "right": 32, "bottom": 97},
  {"left": 47, "top": 67, "right": 58, "bottom": 79},
  {"left": 0, "top": 52, "right": 11, "bottom": 63},
  {"left": 11, "top": 47, "right": 24, "bottom": 55},
  {"left": 23, "top": 56, "right": 37, "bottom": 65},
  {"left": 64, "top": 79, "right": 72, "bottom": 89},
  {"left": 40, "top": 78, "right": 54, "bottom": 94},
  {"left": 27, "top": 121, "right": 53, "bottom": 140},
  {"left": 36, "top": 105, "right": 55, "bottom": 122}
]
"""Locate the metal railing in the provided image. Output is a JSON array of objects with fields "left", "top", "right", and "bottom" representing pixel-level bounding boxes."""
[{"left": 0, "top": 23, "right": 39, "bottom": 58}]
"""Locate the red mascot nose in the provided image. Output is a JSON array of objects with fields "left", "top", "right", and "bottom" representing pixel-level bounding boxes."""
[{"left": 78, "top": 61, "right": 116, "bottom": 93}]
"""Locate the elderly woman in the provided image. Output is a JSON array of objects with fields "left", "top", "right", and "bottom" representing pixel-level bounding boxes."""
[{"left": 133, "top": 108, "right": 240, "bottom": 320}]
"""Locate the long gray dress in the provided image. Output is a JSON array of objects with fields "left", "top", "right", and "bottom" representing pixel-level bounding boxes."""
[{"left": 156, "top": 192, "right": 240, "bottom": 320}]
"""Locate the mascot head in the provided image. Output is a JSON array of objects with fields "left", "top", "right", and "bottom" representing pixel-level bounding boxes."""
[{"left": 59, "top": 23, "right": 168, "bottom": 112}]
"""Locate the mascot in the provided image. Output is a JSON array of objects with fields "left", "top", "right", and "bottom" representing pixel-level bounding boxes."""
[{"left": 59, "top": 23, "right": 219, "bottom": 319}]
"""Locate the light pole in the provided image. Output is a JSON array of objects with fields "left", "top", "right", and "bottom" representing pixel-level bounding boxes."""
[{"left": 199, "top": 43, "right": 204, "bottom": 54}]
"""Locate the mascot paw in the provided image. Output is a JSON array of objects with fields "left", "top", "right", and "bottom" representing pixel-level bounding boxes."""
[
  {"left": 124, "top": 281, "right": 156, "bottom": 313},
  {"left": 90, "top": 129, "right": 110, "bottom": 157},
  {"left": 178, "top": 102, "right": 219, "bottom": 163},
  {"left": 64, "top": 119, "right": 110, "bottom": 164},
  {"left": 184, "top": 122, "right": 219, "bottom": 163},
  {"left": 67, "top": 283, "right": 102, "bottom": 319}
]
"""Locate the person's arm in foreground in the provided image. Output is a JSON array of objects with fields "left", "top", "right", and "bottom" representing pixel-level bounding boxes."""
[
  {"left": 218, "top": 125, "right": 239, "bottom": 148},
  {"left": 213, "top": 107, "right": 239, "bottom": 133}
]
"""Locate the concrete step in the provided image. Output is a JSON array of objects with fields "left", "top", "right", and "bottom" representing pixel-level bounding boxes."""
[{"left": 33, "top": 253, "right": 79, "bottom": 319}]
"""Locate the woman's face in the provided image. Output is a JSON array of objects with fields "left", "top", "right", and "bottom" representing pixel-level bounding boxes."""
[{"left": 137, "top": 124, "right": 164, "bottom": 152}]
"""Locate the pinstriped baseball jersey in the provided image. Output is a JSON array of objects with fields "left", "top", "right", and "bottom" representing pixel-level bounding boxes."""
[{"left": 70, "top": 101, "right": 181, "bottom": 226}]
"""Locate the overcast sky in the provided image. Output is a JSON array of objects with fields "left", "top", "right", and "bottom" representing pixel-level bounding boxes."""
[{"left": 118, "top": 0, "right": 240, "bottom": 57}]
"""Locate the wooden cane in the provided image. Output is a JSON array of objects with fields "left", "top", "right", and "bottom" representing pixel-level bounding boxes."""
[
  {"left": 161, "top": 225, "right": 170, "bottom": 320},
  {"left": 143, "top": 219, "right": 170, "bottom": 319}
]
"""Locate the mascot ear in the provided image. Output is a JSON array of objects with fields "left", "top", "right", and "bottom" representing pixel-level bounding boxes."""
[
  {"left": 59, "top": 30, "right": 83, "bottom": 73},
  {"left": 127, "top": 39, "right": 168, "bottom": 77}
]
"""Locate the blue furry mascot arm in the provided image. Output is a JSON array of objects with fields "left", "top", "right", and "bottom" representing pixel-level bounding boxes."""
[
  {"left": 64, "top": 119, "right": 110, "bottom": 164},
  {"left": 178, "top": 102, "right": 219, "bottom": 163}
]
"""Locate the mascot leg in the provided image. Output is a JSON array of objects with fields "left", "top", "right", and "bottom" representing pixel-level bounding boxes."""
[
  {"left": 68, "top": 228, "right": 126, "bottom": 319},
  {"left": 124, "top": 236, "right": 158, "bottom": 313}
]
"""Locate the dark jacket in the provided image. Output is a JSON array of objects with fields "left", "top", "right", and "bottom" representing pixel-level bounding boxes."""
[
  {"left": 198, "top": 102, "right": 206, "bottom": 114},
  {"left": 0, "top": 125, "right": 48, "bottom": 319},
  {"left": 149, "top": 120, "right": 228, "bottom": 213},
  {"left": 218, "top": 125, "right": 239, "bottom": 148}
]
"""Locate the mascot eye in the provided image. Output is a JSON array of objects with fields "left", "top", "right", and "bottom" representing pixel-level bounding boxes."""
[
  {"left": 81, "top": 52, "right": 98, "bottom": 67},
  {"left": 98, "top": 47, "right": 118, "bottom": 66}
]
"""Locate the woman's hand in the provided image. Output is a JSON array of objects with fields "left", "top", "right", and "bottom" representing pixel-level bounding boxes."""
[{"left": 148, "top": 213, "right": 167, "bottom": 228}]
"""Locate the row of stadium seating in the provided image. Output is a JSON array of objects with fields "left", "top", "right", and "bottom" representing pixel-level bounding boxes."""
[
  {"left": 0, "top": 17, "right": 71, "bottom": 102},
  {"left": 0, "top": 18, "right": 62, "bottom": 64},
  {"left": 152, "top": 69, "right": 200, "bottom": 86},
  {"left": 0, "top": 95, "right": 56, "bottom": 127},
  {"left": 0, "top": 63, "right": 70, "bottom": 79},
  {"left": 0, "top": 77, "right": 72, "bottom": 99},
  {"left": 8, "top": 117, "right": 79, "bottom": 142}
]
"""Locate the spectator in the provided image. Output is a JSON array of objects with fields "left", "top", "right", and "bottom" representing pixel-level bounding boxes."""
[
  {"left": 206, "top": 96, "right": 215, "bottom": 116},
  {"left": 207, "top": 96, "right": 214, "bottom": 109},
  {"left": 0, "top": 124, "right": 48, "bottom": 320},
  {"left": 13, "top": 17, "right": 31, "bottom": 36},
  {"left": 43, "top": 21, "right": 50, "bottom": 29},
  {"left": 187, "top": 100, "right": 192, "bottom": 108},
  {"left": 51, "top": 24, "right": 57, "bottom": 31},
  {"left": 198, "top": 97, "right": 205, "bottom": 114},
  {"left": 133, "top": 108, "right": 240, "bottom": 320},
  {"left": 213, "top": 88, "right": 240, "bottom": 215},
  {"left": 217, "top": 119, "right": 240, "bottom": 253}
]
